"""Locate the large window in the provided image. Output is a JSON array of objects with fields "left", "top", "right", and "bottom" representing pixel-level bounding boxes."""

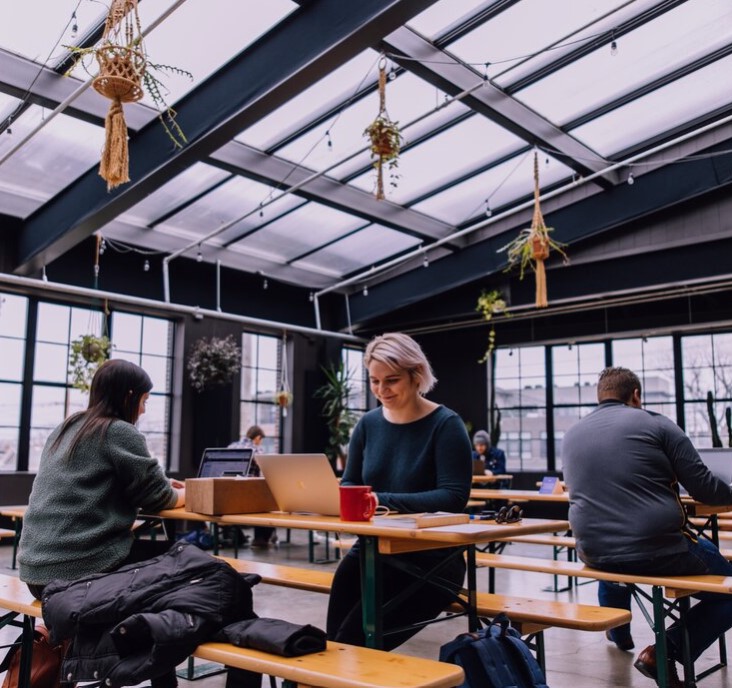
[
  {"left": 342, "top": 346, "right": 368, "bottom": 422},
  {"left": 0, "top": 291, "right": 175, "bottom": 473},
  {"left": 109, "top": 311, "right": 175, "bottom": 466},
  {"left": 240, "top": 332, "right": 281, "bottom": 452},
  {"left": 493, "top": 346, "right": 546, "bottom": 470},
  {"left": 682, "top": 332, "right": 732, "bottom": 448},
  {"left": 0, "top": 293, "right": 27, "bottom": 470}
]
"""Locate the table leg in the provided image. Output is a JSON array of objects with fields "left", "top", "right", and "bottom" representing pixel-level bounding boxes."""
[
  {"left": 652, "top": 586, "right": 670, "bottom": 688},
  {"left": 360, "top": 535, "right": 382, "bottom": 649},
  {"left": 465, "top": 545, "right": 479, "bottom": 631},
  {"left": 11, "top": 518, "right": 21, "bottom": 570}
]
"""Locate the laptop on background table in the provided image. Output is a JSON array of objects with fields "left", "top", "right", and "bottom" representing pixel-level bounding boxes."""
[
  {"left": 679, "top": 448, "right": 732, "bottom": 496},
  {"left": 197, "top": 447, "right": 254, "bottom": 478},
  {"left": 255, "top": 454, "right": 341, "bottom": 516}
]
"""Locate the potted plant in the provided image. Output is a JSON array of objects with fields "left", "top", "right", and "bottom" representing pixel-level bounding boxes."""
[
  {"left": 364, "top": 60, "right": 403, "bottom": 200},
  {"left": 187, "top": 335, "right": 241, "bottom": 393},
  {"left": 69, "top": 334, "right": 111, "bottom": 392},
  {"left": 476, "top": 289, "right": 509, "bottom": 363},
  {"left": 65, "top": 0, "right": 192, "bottom": 189},
  {"left": 314, "top": 361, "right": 357, "bottom": 472},
  {"left": 497, "top": 152, "right": 568, "bottom": 307}
]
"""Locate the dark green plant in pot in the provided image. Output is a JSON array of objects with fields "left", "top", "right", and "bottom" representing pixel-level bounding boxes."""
[{"left": 314, "top": 361, "right": 357, "bottom": 472}]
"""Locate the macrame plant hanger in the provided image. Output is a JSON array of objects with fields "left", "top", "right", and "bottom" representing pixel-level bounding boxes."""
[
  {"left": 92, "top": 0, "right": 146, "bottom": 190},
  {"left": 276, "top": 333, "right": 292, "bottom": 416},
  {"left": 529, "top": 151, "right": 550, "bottom": 308}
]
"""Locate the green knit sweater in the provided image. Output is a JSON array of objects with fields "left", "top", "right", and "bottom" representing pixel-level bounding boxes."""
[{"left": 18, "top": 417, "right": 177, "bottom": 585}]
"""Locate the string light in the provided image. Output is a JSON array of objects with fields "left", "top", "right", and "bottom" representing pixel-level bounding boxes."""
[
  {"left": 484, "top": 199, "right": 492, "bottom": 218},
  {"left": 42, "top": 265, "right": 48, "bottom": 282},
  {"left": 308, "top": 291, "right": 314, "bottom": 302},
  {"left": 258, "top": 204, "right": 264, "bottom": 218},
  {"left": 483, "top": 62, "right": 490, "bottom": 82},
  {"left": 363, "top": 285, "right": 369, "bottom": 296},
  {"left": 6, "top": 116, "right": 12, "bottom": 136},
  {"left": 610, "top": 31, "right": 618, "bottom": 56},
  {"left": 423, "top": 253, "right": 429, "bottom": 268},
  {"left": 627, "top": 171, "right": 635, "bottom": 186},
  {"left": 263, "top": 277, "right": 269, "bottom": 290},
  {"left": 326, "top": 130, "right": 333, "bottom": 151},
  {"left": 196, "top": 244, "right": 203, "bottom": 262},
  {"left": 98, "top": 238, "right": 106, "bottom": 255},
  {"left": 70, "top": 11, "right": 79, "bottom": 40},
  {"left": 143, "top": 259, "right": 150, "bottom": 272}
]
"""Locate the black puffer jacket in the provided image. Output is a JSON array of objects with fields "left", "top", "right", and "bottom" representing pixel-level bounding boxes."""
[{"left": 42, "top": 542, "right": 258, "bottom": 687}]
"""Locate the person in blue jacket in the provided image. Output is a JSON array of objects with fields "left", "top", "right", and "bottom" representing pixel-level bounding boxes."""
[{"left": 472, "top": 429, "right": 506, "bottom": 476}]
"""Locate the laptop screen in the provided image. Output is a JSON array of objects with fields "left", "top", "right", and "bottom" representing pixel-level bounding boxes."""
[
  {"left": 679, "top": 448, "right": 732, "bottom": 495},
  {"left": 197, "top": 447, "right": 254, "bottom": 478}
]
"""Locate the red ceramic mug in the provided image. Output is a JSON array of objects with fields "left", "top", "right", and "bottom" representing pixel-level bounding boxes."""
[{"left": 339, "top": 485, "right": 377, "bottom": 521}]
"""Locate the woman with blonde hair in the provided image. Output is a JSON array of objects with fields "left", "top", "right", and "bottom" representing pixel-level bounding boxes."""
[{"left": 326, "top": 332, "right": 472, "bottom": 649}]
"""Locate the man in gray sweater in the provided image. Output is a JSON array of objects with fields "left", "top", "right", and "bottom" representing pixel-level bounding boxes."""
[{"left": 562, "top": 367, "right": 732, "bottom": 688}]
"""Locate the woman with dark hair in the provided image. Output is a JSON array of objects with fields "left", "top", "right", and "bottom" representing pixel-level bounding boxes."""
[{"left": 18, "top": 359, "right": 184, "bottom": 598}]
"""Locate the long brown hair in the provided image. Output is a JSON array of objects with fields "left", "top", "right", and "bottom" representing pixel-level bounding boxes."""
[{"left": 52, "top": 359, "right": 153, "bottom": 458}]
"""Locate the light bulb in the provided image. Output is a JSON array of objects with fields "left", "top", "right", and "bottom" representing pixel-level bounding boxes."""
[
  {"left": 143, "top": 259, "right": 150, "bottom": 272},
  {"left": 423, "top": 254, "right": 429, "bottom": 268},
  {"left": 5, "top": 127, "right": 11, "bottom": 136},
  {"left": 610, "top": 40, "right": 618, "bottom": 56},
  {"left": 263, "top": 278, "right": 269, "bottom": 290},
  {"left": 309, "top": 292, "right": 314, "bottom": 302},
  {"left": 70, "top": 11, "right": 78, "bottom": 40},
  {"left": 485, "top": 205, "right": 492, "bottom": 218},
  {"left": 196, "top": 245, "right": 203, "bottom": 262},
  {"left": 363, "top": 285, "right": 369, "bottom": 296},
  {"left": 388, "top": 69, "right": 396, "bottom": 81},
  {"left": 627, "top": 172, "right": 635, "bottom": 186}
]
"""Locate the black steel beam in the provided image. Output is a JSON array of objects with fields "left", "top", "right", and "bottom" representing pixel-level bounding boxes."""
[
  {"left": 383, "top": 26, "right": 619, "bottom": 184},
  {"left": 15, "top": 0, "right": 441, "bottom": 275},
  {"left": 209, "top": 142, "right": 460, "bottom": 246},
  {"left": 344, "top": 139, "right": 732, "bottom": 327}
]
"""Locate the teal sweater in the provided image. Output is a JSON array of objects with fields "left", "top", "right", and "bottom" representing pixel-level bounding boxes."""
[
  {"left": 18, "top": 418, "right": 176, "bottom": 585},
  {"left": 343, "top": 405, "right": 472, "bottom": 512}
]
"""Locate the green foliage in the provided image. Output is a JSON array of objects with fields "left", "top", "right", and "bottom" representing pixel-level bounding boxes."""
[
  {"left": 187, "top": 335, "right": 241, "bottom": 392},
  {"left": 476, "top": 289, "right": 509, "bottom": 363},
  {"left": 314, "top": 361, "right": 357, "bottom": 470},
  {"left": 64, "top": 45, "right": 192, "bottom": 148},
  {"left": 497, "top": 227, "right": 568, "bottom": 280},
  {"left": 69, "top": 334, "right": 111, "bottom": 393}
]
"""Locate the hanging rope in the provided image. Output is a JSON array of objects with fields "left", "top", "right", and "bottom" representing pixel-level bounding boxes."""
[
  {"left": 529, "top": 151, "right": 550, "bottom": 308},
  {"left": 92, "top": 0, "right": 146, "bottom": 190}
]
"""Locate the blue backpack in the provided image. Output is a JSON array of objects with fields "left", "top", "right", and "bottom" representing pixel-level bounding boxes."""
[{"left": 439, "top": 614, "right": 549, "bottom": 688}]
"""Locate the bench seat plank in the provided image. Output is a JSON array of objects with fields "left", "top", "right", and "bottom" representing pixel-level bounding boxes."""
[
  {"left": 475, "top": 552, "right": 732, "bottom": 594},
  {"left": 196, "top": 641, "right": 464, "bottom": 688},
  {"left": 221, "top": 557, "right": 629, "bottom": 633}
]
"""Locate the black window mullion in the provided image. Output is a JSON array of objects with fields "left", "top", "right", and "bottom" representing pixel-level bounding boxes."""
[{"left": 17, "top": 299, "right": 38, "bottom": 472}]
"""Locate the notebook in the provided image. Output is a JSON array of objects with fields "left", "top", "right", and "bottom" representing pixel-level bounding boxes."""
[
  {"left": 679, "top": 448, "right": 732, "bottom": 495},
  {"left": 255, "top": 453, "right": 341, "bottom": 516},
  {"left": 197, "top": 447, "right": 254, "bottom": 478}
]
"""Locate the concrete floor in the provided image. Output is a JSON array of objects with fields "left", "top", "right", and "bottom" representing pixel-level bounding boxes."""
[{"left": 1, "top": 530, "right": 729, "bottom": 687}]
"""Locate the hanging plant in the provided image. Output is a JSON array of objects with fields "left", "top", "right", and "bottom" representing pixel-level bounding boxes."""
[
  {"left": 476, "top": 289, "right": 509, "bottom": 363},
  {"left": 273, "top": 333, "right": 293, "bottom": 414},
  {"left": 187, "top": 335, "right": 241, "bottom": 393},
  {"left": 66, "top": 0, "right": 192, "bottom": 190},
  {"left": 274, "top": 390, "right": 293, "bottom": 408},
  {"left": 497, "top": 151, "right": 568, "bottom": 308},
  {"left": 364, "top": 58, "right": 403, "bottom": 200},
  {"left": 69, "top": 334, "right": 112, "bottom": 392}
]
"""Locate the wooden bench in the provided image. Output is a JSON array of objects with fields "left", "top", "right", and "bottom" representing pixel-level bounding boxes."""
[
  {"left": 221, "top": 556, "right": 630, "bottom": 670},
  {"left": 0, "top": 573, "right": 463, "bottom": 688},
  {"left": 473, "top": 551, "right": 732, "bottom": 688}
]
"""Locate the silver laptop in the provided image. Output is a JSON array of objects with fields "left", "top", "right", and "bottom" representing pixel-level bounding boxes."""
[
  {"left": 255, "top": 454, "right": 341, "bottom": 516},
  {"left": 197, "top": 447, "right": 253, "bottom": 478},
  {"left": 680, "top": 448, "right": 732, "bottom": 495}
]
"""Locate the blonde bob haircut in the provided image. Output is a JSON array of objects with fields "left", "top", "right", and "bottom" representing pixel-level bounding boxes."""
[{"left": 364, "top": 332, "right": 437, "bottom": 395}]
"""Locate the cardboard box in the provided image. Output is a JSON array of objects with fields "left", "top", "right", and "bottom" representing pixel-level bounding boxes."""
[{"left": 185, "top": 477, "right": 278, "bottom": 515}]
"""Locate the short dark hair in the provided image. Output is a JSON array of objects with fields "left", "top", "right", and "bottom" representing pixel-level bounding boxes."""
[
  {"left": 597, "top": 367, "right": 641, "bottom": 403},
  {"left": 246, "top": 425, "right": 265, "bottom": 441}
]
